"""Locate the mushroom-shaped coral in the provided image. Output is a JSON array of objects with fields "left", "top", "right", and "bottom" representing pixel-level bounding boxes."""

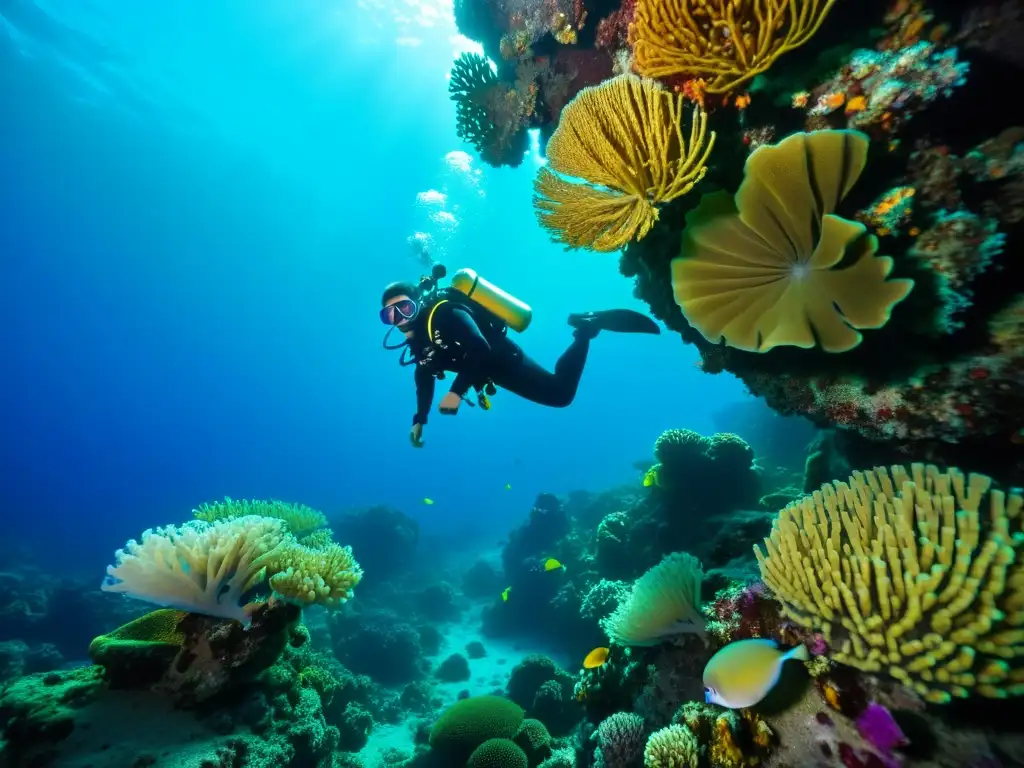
[
  {"left": 755, "top": 464, "right": 1024, "bottom": 703},
  {"left": 671, "top": 130, "right": 914, "bottom": 353},
  {"left": 533, "top": 73, "right": 715, "bottom": 253},
  {"left": 643, "top": 724, "right": 698, "bottom": 767},
  {"left": 601, "top": 552, "right": 706, "bottom": 646}
]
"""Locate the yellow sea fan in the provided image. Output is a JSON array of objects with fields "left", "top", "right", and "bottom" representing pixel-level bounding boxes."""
[
  {"left": 671, "top": 130, "right": 914, "bottom": 353},
  {"left": 194, "top": 497, "right": 328, "bottom": 536},
  {"left": 268, "top": 540, "right": 364, "bottom": 608},
  {"left": 533, "top": 74, "right": 715, "bottom": 253},
  {"left": 755, "top": 464, "right": 1024, "bottom": 703},
  {"left": 630, "top": 0, "right": 840, "bottom": 94}
]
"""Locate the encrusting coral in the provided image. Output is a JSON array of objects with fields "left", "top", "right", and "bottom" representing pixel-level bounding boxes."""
[
  {"left": 755, "top": 463, "right": 1024, "bottom": 703},
  {"left": 600, "top": 551, "right": 707, "bottom": 646},
  {"left": 629, "top": 0, "right": 840, "bottom": 94},
  {"left": 533, "top": 73, "right": 715, "bottom": 253},
  {"left": 671, "top": 129, "right": 915, "bottom": 353}
]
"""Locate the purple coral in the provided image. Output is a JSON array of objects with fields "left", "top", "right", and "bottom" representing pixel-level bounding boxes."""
[
  {"left": 594, "top": 712, "right": 645, "bottom": 768},
  {"left": 856, "top": 704, "right": 908, "bottom": 767}
]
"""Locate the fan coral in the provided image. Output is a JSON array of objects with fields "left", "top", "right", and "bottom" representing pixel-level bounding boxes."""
[
  {"left": 629, "top": 0, "right": 840, "bottom": 94},
  {"left": 533, "top": 74, "right": 714, "bottom": 252},
  {"left": 600, "top": 552, "right": 706, "bottom": 646},
  {"left": 101, "top": 516, "right": 290, "bottom": 624},
  {"left": 643, "top": 724, "right": 698, "bottom": 767},
  {"left": 672, "top": 130, "right": 914, "bottom": 353},
  {"left": 755, "top": 464, "right": 1024, "bottom": 703}
]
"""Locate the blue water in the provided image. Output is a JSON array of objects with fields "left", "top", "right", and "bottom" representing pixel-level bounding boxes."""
[{"left": 0, "top": 0, "right": 748, "bottom": 575}]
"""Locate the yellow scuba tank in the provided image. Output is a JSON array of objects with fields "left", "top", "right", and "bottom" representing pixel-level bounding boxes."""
[{"left": 449, "top": 268, "right": 533, "bottom": 333}]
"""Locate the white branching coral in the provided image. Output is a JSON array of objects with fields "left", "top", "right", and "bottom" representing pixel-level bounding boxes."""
[
  {"left": 101, "top": 516, "right": 290, "bottom": 624},
  {"left": 600, "top": 551, "right": 707, "bottom": 646}
]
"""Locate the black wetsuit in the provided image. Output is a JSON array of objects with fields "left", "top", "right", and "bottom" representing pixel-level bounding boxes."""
[{"left": 408, "top": 300, "right": 592, "bottom": 426}]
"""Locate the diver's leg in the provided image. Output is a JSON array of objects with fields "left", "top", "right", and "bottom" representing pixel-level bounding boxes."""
[{"left": 489, "top": 332, "right": 592, "bottom": 408}]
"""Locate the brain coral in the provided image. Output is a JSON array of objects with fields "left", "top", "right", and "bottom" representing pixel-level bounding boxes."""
[
  {"left": 468, "top": 738, "right": 529, "bottom": 768},
  {"left": 429, "top": 695, "right": 525, "bottom": 760}
]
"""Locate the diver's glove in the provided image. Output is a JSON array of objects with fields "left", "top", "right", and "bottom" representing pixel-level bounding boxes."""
[{"left": 410, "top": 423, "right": 425, "bottom": 448}]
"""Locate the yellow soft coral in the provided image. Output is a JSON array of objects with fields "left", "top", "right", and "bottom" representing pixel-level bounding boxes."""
[
  {"left": 672, "top": 130, "right": 914, "bottom": 353},
  {"left": 268, "top": 540, "right": 363, "bottom": 607},
  {"left": 630, "top": 0, "right": 839, "bottom": 94},
  {"left": 102, "top": 516, "right": 290, "bottom": 624},
  {"left": 193, "top": 497, "right": 328, "bottom": 536},
  {"left": 755, "top": 464, "right": 1024, "bottom": 703},
  {"left": 644, "top": 724, "right": 699, "bottom": 767},
  {"left": 533, "top": 73, "right": 715, "bottom": 253}
]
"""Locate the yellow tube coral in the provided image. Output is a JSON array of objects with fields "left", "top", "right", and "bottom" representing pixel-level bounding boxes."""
[
  {"left": 268, "top": 540, "right": 363, "bottom": 607},
  {"left": 755, "top": 464, "right": 1024, "bottom": 703},
  {"left": 533, "top": 74, "right": 715, "bottom": 253},
  {"left": 630, "top": 0, "right": 840, "bottom": 94}
]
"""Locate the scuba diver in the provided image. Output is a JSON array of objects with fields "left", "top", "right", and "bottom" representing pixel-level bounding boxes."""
[{"left": 380, "top": 264, "right": 660, "bottom": 447}]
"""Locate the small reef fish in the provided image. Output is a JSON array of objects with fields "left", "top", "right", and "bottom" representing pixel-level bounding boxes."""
[
  {"left": 501, "top": 587, "right": 512, "bottom": 602},
  {"left": 642, "top": 466, "right": 660, "bottom": 487},
  {"left": 703, "top": 639, "right": 810, "bottom": 709},
  {"left": 543, "top": 558, "right": 566, "bottom": 572},
  {"left": 505, "top": 483, "right": 512, "bottom": 490},
  {"left": 582, "top": 646, "right": 609, "bottom": 669},
  {"left": 423, "top": 498, "right": 434, "bottom": 505}
]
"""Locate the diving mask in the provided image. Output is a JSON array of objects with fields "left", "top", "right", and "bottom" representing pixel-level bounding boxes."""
[{"left": 380, "top": 298, "right": 418, "bottom": 326}]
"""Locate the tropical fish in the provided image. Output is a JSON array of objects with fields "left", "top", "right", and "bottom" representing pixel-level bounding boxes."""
[
  {"left": 703, "top": 639, "right": 809, "bottom": 709},
  {"left": 642, "top": 466, "right": 660, "bottom": 487},
  {"left": 505, "top": 483, "right": 512, "bottom": 490},
  {"left": 582, "top": 646, "right": 609, "bottom": 669},
  {"left": 543, "top": 558, "right": 566, "bottom": 572},
  {"left": 501, "top": 587, "right": 512, "bottom": 602},
  {"left": 423, "top": 498, "right": 434, "bottom": 505}
]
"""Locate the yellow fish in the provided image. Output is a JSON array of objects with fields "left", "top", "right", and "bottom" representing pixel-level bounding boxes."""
[
  {"left": 642, "top": 467, "right": 660, "bottom": 488},
  {"left": 423, "top": 498, "right": 434, "bottom": 505},
  {"left": 543, "top": 558, "right": 566, "bottom": 572},
  {"left": 501, "top": 587, "right": 511, "bottom": 602},
  {"left": 703, "top": 639, "right": 809, "bottom": 709},
  {"left": 582, "top": 646, "right": 609, "bottom": 669}
]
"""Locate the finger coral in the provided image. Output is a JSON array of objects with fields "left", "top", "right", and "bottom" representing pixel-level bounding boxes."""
[
  {"left": 533, "top": 73, "right": 714, "bottom": 253},
  {"left": 600, "top": 551, "right": 706, "bottom": 646},
  {"left": 672, "top": 129, "right": 914, "bottom": 353},
  {"left": 629, "top": 0, "right": 839, "bottom": 94},
  {"left": 101, "top": 516, "right": 290, "bottom": 624},
  {"left": 755, "top": 464, "right": 1024, "bottom": 703},
  {"left": 267, "top": 540, "right": 363, "bottom": 607}
]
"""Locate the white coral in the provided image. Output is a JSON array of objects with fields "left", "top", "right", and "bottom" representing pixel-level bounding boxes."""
[
  {"left": 600, "top": 551, "right": 706, "bottom": 647},
  {"left": 101, "top": 515, "right": 290, "bottom": 623}
]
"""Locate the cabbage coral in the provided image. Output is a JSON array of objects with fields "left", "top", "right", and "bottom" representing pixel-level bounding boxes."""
[
  {"left": 101, "top": 516, "right": 290, "bottom": 624},
  {"left": 601, "top": 551, "right": 707, "bottom": 646}
]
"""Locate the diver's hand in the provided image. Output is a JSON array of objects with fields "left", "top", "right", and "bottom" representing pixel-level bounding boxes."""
[
  {"left": 439, "top": 391, "right": 462, "bottom": 415},
  {"left": 410, "top": 423, "right": 424, "bottom": 448}
]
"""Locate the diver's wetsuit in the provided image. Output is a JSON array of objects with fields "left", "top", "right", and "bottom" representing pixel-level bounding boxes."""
[{"left": 409, "top": 301, "right": 592, "bottom": 425}]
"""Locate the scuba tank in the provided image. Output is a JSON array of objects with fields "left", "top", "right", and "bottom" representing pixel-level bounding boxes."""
[{"left": 450, "top": 268, "right": 533, "bottom": 333}]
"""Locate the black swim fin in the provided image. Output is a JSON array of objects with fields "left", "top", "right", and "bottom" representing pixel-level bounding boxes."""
[{"left": 568, "top": 309, "right": 662, "bottom": 335}]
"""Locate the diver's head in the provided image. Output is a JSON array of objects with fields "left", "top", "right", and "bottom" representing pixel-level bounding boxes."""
[{"left": 380, "top": 281, "right": 421, "bottom": 336}]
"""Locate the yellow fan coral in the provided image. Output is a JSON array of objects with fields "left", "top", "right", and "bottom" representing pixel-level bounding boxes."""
[
  {"left": 601, "top": 551, "right": 706, "bottom": 646},
  {"left": 671, "top": 130, "right": 914, "bottom": 353},
  {"left": 268, "top": 540, "right": 363, "bottom": 607},
  {"left": 755, "top": 464, "right": 1024, "bottom": 703},
  {"left": 533, "top": 74, "right": 715, "bottom": 253},
  {"left": 101, "top": 516, "right": 290, "bottom": 624},
  {"left": 630, "top": 0, "right": 839, "bottom": 94},
  {"left": 193, "top": 497, "right": 328, "bottom": 536}
]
